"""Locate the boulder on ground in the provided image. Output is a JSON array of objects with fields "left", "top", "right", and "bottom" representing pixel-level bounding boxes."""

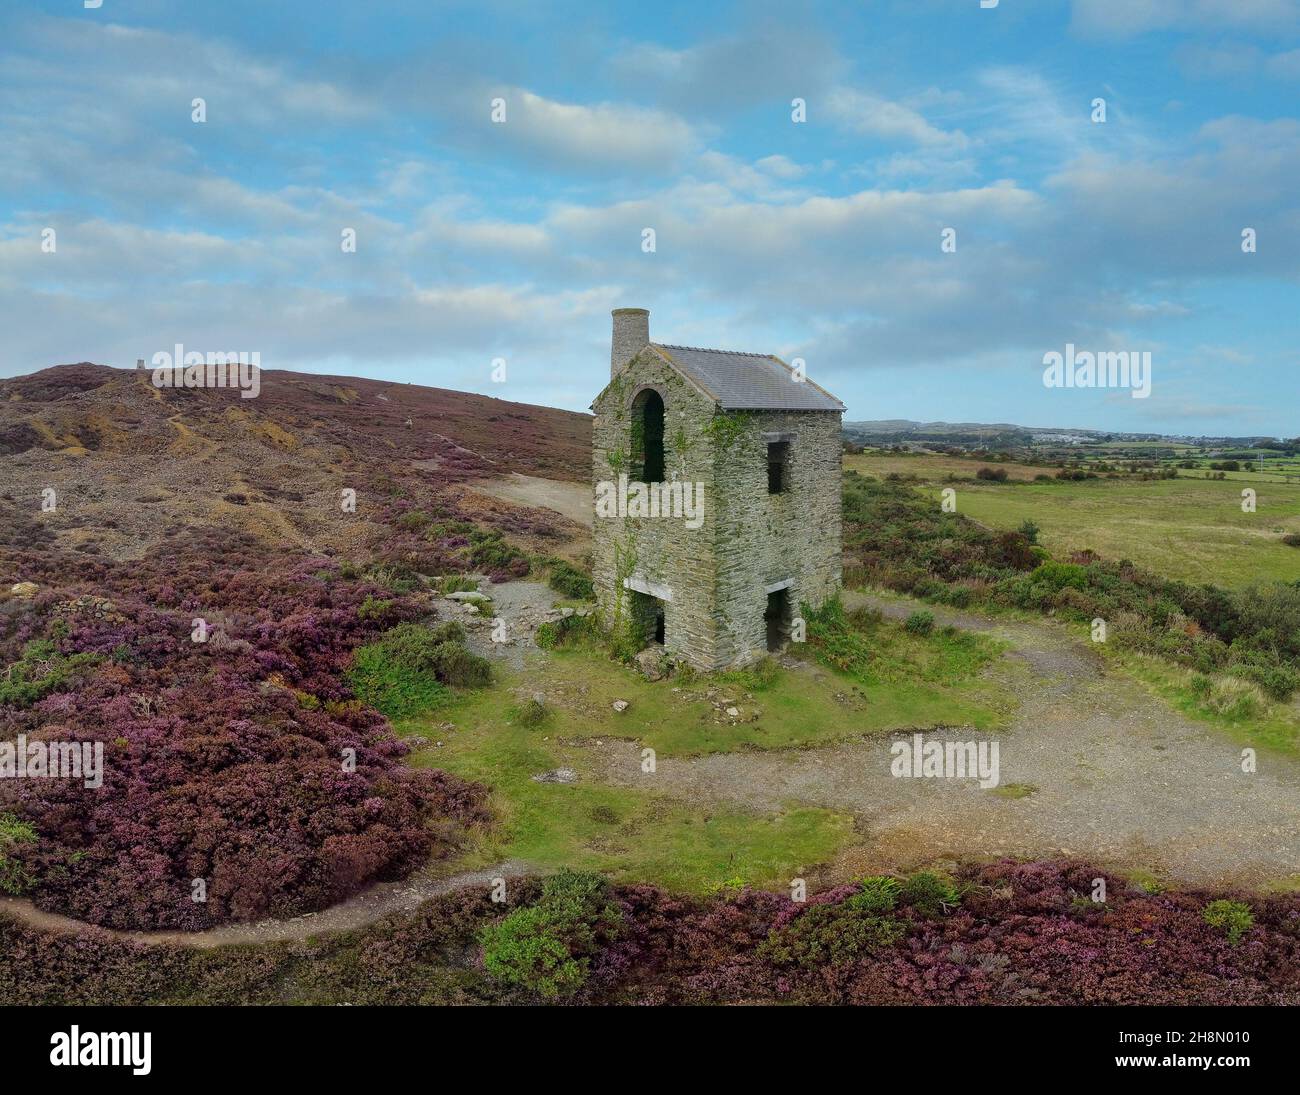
[{"left": 633, "top": 647, "right": 667, "bottom": 681}]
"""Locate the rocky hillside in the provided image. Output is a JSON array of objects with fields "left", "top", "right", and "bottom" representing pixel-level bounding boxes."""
[{"left": 0, "top": 363, "right": 591, "bottom": 562}]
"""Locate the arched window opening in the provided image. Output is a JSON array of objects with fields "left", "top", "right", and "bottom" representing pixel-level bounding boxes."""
[{"left": 631, "top": 390, "right": 665, "bottom": 483}]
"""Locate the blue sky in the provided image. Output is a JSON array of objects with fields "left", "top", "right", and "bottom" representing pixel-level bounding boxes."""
[{"left": 1, "top": 0, "right": 1297, "bottom": 434}]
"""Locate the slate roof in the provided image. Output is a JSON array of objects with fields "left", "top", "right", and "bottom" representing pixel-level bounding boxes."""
[{"left": 652, "top": 344, "right": 844, "bottom": 412}]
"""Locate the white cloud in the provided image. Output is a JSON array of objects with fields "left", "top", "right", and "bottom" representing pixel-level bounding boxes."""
[
  {"left": 1071, "top": 0, "right": 1300, "bottom": 37},
  {"left": 499, "top": 90, "right": 697, "bottom": 171},
  {"left": 825, "top": 88, "right": 970, "bottom": 148}
]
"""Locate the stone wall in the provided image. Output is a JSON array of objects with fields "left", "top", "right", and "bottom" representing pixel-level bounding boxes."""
[
  {"left": 591, "top": 348, "right": 720, "bottom": 666},
  {"left": 592, "top": 347, "right": 842, "bottom": 670},
  {"left": 710, "top": 409, "right": 843, "bottom": 665}
]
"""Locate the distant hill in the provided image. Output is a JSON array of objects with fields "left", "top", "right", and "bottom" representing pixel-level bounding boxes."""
[
  {"left": 0, "top": 363, "right": 592, "bottom": 560},
  {"left": 843, "top": 418, "right": 1280, "bottom": 447}
]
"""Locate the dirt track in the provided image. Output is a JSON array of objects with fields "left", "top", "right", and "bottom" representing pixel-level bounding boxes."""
[
  {"left": 0, "top": 862, "right": 530, "bottom": 948},
  {"left": 587, "top": 592, "right": 1300, "bottom": 889}
]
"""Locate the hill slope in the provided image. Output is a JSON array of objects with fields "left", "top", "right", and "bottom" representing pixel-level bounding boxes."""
[{"left": 0, "top": 363, "right": 591, "bottom": 561}]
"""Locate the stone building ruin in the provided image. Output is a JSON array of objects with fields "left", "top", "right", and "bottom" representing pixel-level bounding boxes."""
[{"left": 591, "top": 307, "right": 844, "bottom": 671}]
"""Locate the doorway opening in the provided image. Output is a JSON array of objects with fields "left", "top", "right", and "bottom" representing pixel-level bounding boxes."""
[
  {"left": 631, "top": 389, "right": 665, "bottom": 483},
  {"left": 629, "top": 589, "right": 666, "bottom": 649},
  {"left": 765, "top": 588, "right": 792, "bottom": 652}
]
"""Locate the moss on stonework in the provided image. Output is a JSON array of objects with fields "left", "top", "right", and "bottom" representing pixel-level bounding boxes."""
[{"left": 704, "top": 411, "right": 749, "bottom": 452}]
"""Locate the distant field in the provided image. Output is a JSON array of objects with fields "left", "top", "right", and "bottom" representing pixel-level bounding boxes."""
[{"left": 845, "top": 452, "right": 1300, "bottom": 588}]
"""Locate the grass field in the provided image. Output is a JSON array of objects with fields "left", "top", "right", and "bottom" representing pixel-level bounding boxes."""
[
  {"left": 845, "top": 452, "right": 1300, "bottom": 588},
  {"left": 397, "top": 624, "right": 1015, "bottom": 893}
]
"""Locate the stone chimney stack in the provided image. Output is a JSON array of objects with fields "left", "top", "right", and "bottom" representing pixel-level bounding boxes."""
[{"left": 611, "top": 307, "right": 649, "bottom": 378}]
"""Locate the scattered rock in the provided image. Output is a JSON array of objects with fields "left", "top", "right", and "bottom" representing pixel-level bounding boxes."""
[
  {"left": 532, "top": 692, "right": 546, "bottom": 705},
  {"left": 634, "top": 647, "right": 666, "bottom": 681},
  {"left": 726, "top": 707, "right": 740, "bottom": 718},
  {"left": 446, "top": 591, "right": 489, "bottom": 603},
  {"left": 406, "top": 735, "right": 429, "bottom": 747},
  {"left": 561, "top": 607, "right": 574, "bottom": 618},
  {"left": 462, "top": 604, "right": 479, "bottom": 615},
  {"left": 531, "top": 767, "right": 577, "bottom": 784},
  {"left": 612, "top": 700, "right": 629, "bottom": 713}
]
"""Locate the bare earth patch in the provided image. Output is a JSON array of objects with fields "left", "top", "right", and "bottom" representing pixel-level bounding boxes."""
[
  {"left": 586, "top": 591, "right": 1300, "bottom": 889},
  {"left": 470, "top": 473, "right": 592, "bottom": 529}
]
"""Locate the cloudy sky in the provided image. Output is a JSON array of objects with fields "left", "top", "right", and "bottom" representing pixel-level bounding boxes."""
[{"left": 1, "top": 0, "right": 1297, "bottom": 434}]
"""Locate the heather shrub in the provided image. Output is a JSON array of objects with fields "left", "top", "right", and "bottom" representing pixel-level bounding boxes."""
[
  {"left": 976, "top": 466, "right": 1008, "bottom": 481},
  {"left": 1227, "top": 661, "right": 1300, "bottom": 701},
  {"left": 1, "top": 859, "right": 1298, "bottom": 1005},
  {"left": 898, "top": 871, "right": 960, "bottom": 916},
  {"left": 0, "top": 535, "right": 488, "bottom": 930},
  {"left": 479, "top": 870, "right": 622, "bottom": 998},
  {"left": 1203, "top": 899, "right": 1254, "bottom": 944}
]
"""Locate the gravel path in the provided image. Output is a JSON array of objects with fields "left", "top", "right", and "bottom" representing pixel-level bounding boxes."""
[
  {"left": 469, "top": 473, "right": 592, "bottom": 528},
  {"left": 0, "top": 861, "right": 531, "bottom": 948},
  {"left": 586, "top": 592, "right": 1300, "bottom": 888}
]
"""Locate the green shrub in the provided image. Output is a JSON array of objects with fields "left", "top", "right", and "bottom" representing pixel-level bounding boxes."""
[
  {"left": 904, "top": 610, "right": 935, "bottom": 636},
  {"left": 396, "top": 511, "right": 432, "bottom": 532},
  {"left": 0, "top": 813, "right": 36, "bottom": 896},
  {"left": 1030, "top": 561, "right": 1089, "bottom": 592},
  {"left": 346, "top": 621, "right": 489, "bottom": 717},
  {"left": 899, "top": 871, "right": 960, "bottom": 916},
  {"left": 719, "top": 655, "right": 781, "bottom": 692},
  {"left": 467, "top": 530, "right": 530, "bottom": 575},
  {"left": 362, "top": 561, "right": 421, "bottom": 593},
  {"left": 846, "top": 875, "right": 902, "bottom": 915},
  {"left": 479, "top": 870, "right": 622, "bottom": 998},
  {"left": 513, "top": 697, "right": 550, "bottom": 727},
  {"left": 0, "top": 640, "right": 100, "bottom": 709},
  {"left": 536, "top": 614, "right": 600, "bottom": 651},
  {"left": 760, "top": 901, "right": 905, "bottom": 968},
  {"left": 1203, "top": 899, "right": 1254, "bottom": 944},
  {"left": 1018, "top": 518, "right": 1040, "bottom": 544},
  {"left": 548, "top": 561, "right": 595, "bottom": 601},
  {"left": 1200, "top": 676, "right": 1265, "bottom": 720},
  {"left": 356, "top": 596, "right": 395, "bottom": 622},
  {"left": 440, "top": 575, "right": 479, "bottom": 595},
  {"left": 1227, "top": 661, "right": 1300, "bottom": 702}
]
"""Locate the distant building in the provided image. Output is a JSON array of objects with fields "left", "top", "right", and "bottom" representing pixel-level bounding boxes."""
[{"left": 590, "top": 308, "right": 844, "bottom": 670}]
